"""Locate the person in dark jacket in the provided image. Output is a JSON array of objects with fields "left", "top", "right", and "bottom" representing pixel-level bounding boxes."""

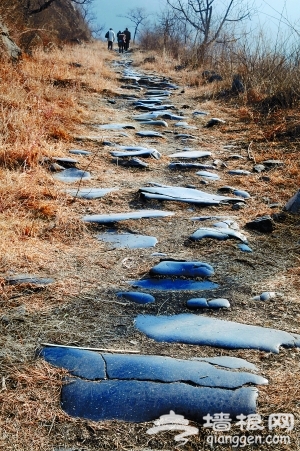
[
  {"left": 123, "top": 28, "right": 131, "bottom": 51},
  {"left": 117, "top": 31, "right": 126, "bottom": 53}
]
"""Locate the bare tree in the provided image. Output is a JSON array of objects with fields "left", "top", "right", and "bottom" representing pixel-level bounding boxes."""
[
  {"left": 77, "top": 1, "right": 105, "bottom": 38},
  {"left": 157, "top": 7, "right": 193, "bottom": 50},
  {"left": 119, "top": 7, "right": 149, "bottom": 43},
  {"left": 166, "top": 0, "right": 252, "bottom": 61},
  {"left": 19, "top": 0, "right": 93, "bottom": 16}
]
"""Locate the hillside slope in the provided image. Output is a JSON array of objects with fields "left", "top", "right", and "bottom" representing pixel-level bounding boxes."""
[{"left": 0, "top": 0, "right": 91, "bottom": 51}]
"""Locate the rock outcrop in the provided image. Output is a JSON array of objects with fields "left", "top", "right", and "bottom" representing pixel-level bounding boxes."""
[{"left": 0, "top": 18, "right": 21, "bottom": 61}]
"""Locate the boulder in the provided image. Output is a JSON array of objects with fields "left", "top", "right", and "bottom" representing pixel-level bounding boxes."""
[
  {"left": 284, "top": 189, "right": 300, "bottom": 214},
  {"left": 0, "top": 19, "right": 22, "bottom": 61},
  {"left": 245, "top": 215, "right": 275, "bottom": 233}
]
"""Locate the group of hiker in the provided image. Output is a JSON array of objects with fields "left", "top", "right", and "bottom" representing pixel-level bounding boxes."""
[{"left": 105, "top": 28, "right": 131, "bottom": 53}]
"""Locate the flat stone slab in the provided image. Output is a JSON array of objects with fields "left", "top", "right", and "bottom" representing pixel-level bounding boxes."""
[
  {"left": 169, "top": 162, "right": 215, "bottom": 170},
  {"left": 135, "top": 314, "right": 300, "bottom": 353},
  {"left": 233, "top": 189, "right": 251, "bottom": 199},
  {"left": 117, "top": 292, "right": 155, "bottom": 304},
  {"left": 161, "top": 113, "right": 188, "bottom": 120},
  {"left": 136, "top": 131, "right": 164, "bottom": 138},
  {"left": 150, "top": 261, "right": 214, "bottom": 278},
  {"left": 227, "top": 154, "right": 245, "bottom": 160},
  {"left": 61, "top": 379, "right": 259, "bottom": 422},
  {"left": 228, "top": 169, "right": 251, "bottom": 176},
  {"left": 83, "top": 210, "right": 174, "bottom": 224},
  {"left": 39, "top": 347, "right": 106, "bottom": 379},
  {"left": 187, "top": 298, "right": 230, "bottom": 309},
  {"left": 212, "top": 221, "right": 229, "bottom": 228},
  {"left": 69, "top": 149, "right": 92, "bottom": 156},
  {"left": 190, "top": 227, "right": 248, "bottom": 243},
  {"left": 193, "top": 357, "right": 258, "bottom": 371},
  {"left": 145, "top": 90, "right": 171, "bottom": 95},
  {"left": 54, "top": 168, "right": 91, "bottom": 183},
  {"left": 6, "top": 275, "right": 54, "bottom": 285},
  {"left": 111, "top": 149, "right": 161, "bottom": 159},
  {"left": 135, "top": 104, "right": 174, "bottom": 111},
  {"left": 193, "top": 111, "right": 209, "bottom": 116},
  {"left": 174, "top": 122, "right": 197, "bottom": 129},
  {"left": 196, "top": 171, "right": 220, "bottom": 180},
  {"left": 190, "top": 215, "right": 235, "bottom": 221},
  {"left": 113, "top": 157, "right": 149, "bottom": 168},
  {"left": 238, "top": 244, "right": 253, "bottom": 253},
  {"left": 140, "top": 185, "right": 241, "bottom": 205},
  {"left": 139, "top": 120, "right": 168, "bottom": 127},
  {"left": 116, "top": 145, "right": 158, "bottom": 152},
  {"left": 53, "top": 157, "right": 78, "bottom": 165},
  {"left": 103, "top": 354, "right": 266, "bottom": 388},
  {"left": 97, "top": 233, "right": 157, "bottom": 248},
  {"left": 133, "top": 99, "right": 162, "bottom": 105},
  {"left": 133, "top": 112, "right": 170, "bottom": 121},
  {"left": 130, "top": 279, "right": 219, "bottom": 291},
  {"left": 121, "top": 84, "right": 142, "bottom": 90},
  {"left": 174, "top": 134, "right": 197, "bottom": 139},
  {"left": 40, "top": 348, "right": 265, "bottom": 421},
  {"left": 214, "top": 219, "right": 239, "bottom": 229},
  {"left": 168, "top": 151, "right": 211, "bottom": 159},
  {"left": 96, "top": 123, "right": 136, "bottom": 130},
  {"left": 206, "top": 118, "right": 226, "bottom": 127},
  {"left": 66, "top": 188, "right": 118, "bottom": 199},
  {"left": 218, "top": 186, "right": 234, "bottom": 193},
  {"left": 252, "top": 292, "right": 277, "bottom": 301},
  {"left": 263, "top": 160, "right": 284, "bottom": 167},
  {"left": 40, "top": 348, "right": 264, "bottom": 386}
]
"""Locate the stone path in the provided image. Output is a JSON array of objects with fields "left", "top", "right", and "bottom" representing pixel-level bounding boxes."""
[{"left": 29, "top": 53, "right": 299, "bottom": 446}]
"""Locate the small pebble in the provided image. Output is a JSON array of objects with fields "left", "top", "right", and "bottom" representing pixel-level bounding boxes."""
[{"left": 252, "top": 292, "right": 277, "bottom": 301}]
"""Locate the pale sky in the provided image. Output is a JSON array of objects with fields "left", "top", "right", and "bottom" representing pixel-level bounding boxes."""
[{"left": 92, "top": 0, "right": 300, "bottom": 40}]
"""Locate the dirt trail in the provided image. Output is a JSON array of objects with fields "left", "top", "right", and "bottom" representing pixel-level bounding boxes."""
[{"left": 1, "top": 51, "right": 299, "bottom": 451}]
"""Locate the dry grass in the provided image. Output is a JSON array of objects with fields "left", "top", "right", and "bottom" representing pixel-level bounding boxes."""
[{"left": 0, "top": 42, "right": 118, "bottom": 246}]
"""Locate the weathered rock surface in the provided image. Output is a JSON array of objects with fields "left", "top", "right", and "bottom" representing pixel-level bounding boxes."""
[
  {"left": 284, "top": 189, "right": 300, "bottom": 214},
  {"left": 135, "top": 314, "right": 300, "bottom": 353},
  {"left": 66, "top": 188, "right": 118, "bottom": 199},
  {"left": 117, "top": 292, "right": 155, "bottom": 304},
  {"left": 149, "top": 261, "right": 214, "bottom": 278},
  {"left": 83, "top": 210, "right": 174, "bottom": 223},
  {"left": 245, "top": 215, "right": 275, "bottom": 233},
  {"left": 130, "top": 279, "right": 218, "bottom": 291},
  {"left": 6, "top": 275, "right": 54, "bottom": 286},
  {"left": 39, "top": 347, "right": 266, "bottom": 421},
  {"left": 53, "top": 168, "right": 91, "bottom": 183},
  {"left": 0, "top": 20, "right": 22, "bottom": 61},
  {"left": 140, "top": 185, "right": 242, "bottom": 205},
  {"left": 97, "top": 233, "right": 157, "bottom": 249}
]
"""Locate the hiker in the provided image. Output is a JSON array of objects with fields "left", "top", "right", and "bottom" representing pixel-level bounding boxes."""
[
  {"left": 124, "top": 28, "right": 131, "bottom": 51},
  {"left": 105, "top": 28, "right": 115, "bottom": 50},
  {"left": 117, "top": 30, "right": 126, "bottom": 53}
]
